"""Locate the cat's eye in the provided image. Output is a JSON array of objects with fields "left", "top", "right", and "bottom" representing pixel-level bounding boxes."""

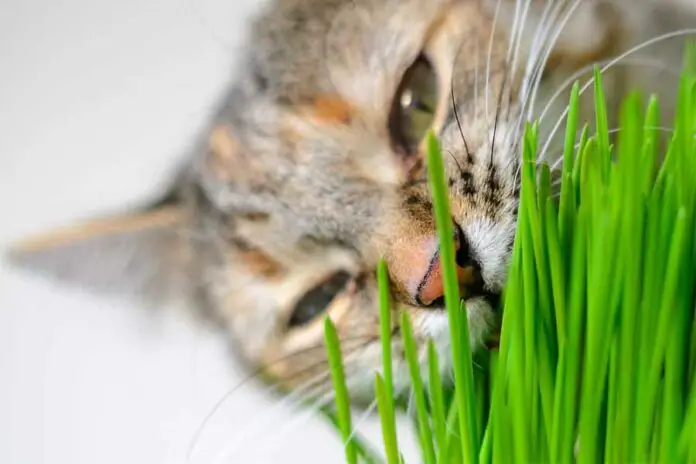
[
  {"left": 287, "top": 271, "right": 352, "bottom": 328},
  {"left": 388, "top": 55, "right": 439, "bottom": 153}
]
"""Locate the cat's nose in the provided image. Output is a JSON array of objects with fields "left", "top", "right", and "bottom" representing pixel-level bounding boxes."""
[
  {"left": 415, "top": 229, "right": 484, "bottom": 307},
  {"left": 388, "top": 224, "right": 485, "bottom": 307}
]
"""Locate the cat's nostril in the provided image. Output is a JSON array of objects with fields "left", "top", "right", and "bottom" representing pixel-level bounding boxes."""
[
  {"left": 385, "top": 222, "right": 488, "bottom": 308},
  {"left": 454, "top": 223, "right": 474, "bottom": 269},
  {"left": 415, "top": 231, "right": 486, "bottom": 308}
]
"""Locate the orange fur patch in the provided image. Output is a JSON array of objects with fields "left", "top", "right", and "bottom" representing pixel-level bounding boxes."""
[
  {"left": 238, "top": 249, "right": 283, "bottom": 279},
  {"left": 312, "top": 94, "right": 354, "bottom": 124}
]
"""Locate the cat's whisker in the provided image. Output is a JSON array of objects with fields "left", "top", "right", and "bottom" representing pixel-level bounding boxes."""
[
  {"left": 475, "top": 34, "right": 481, "bottom": 118},
  {"left": 489, "top": 57, "right": 511, "bottom": 170},
  {"left": 508, "top": 0, "right": 532, "bottom": 87},
  {"left": 187, "top": 370, "right": 328, "bottom": 463},
  {"left": 537, "top": 57, "right": 681, "bottom": 130},
  {"left": 549, "top": 156, "right": 564, "bottom": 174},
  {"left": 344, "top": 398, "right": 379, "bottom": 445},
  {"left": 502, "top": 0, "right": 533, "bottom": 137},
  {"left": 524, "top": 0, "right": 556, "bottom": 80},
  {"left": 186, "top": 334, "right": 378, "bottom": 462},
  {"left": 507, "top": 0, "right": 566, "bottom": 184},
  {"left": 206, "top": 343, "right": 381, "bottom": 464},
  {"left": 199, "top": 377, "right": 332, "bottom": 464},
  {"left": 544, "top": 125, "right": 677, "bottom": 174},
  {"left": 209, "top": 380, "right": 344, "bottom": 464},
  {"left": 505, "top": 0, "right": 522, "bottom": 61},
  {"left": 450, "top": 42, "right": 474, "bottom": 163},
  {"left": 447, "top": 150, "right": 467, "bottom": 179},
  {"left": 500, "top": 0, "right": 525, "bottom": 153},
  {"left": 402, "top": 389, "right": 416, "bottom": 439},
  {"left": 534, "top": 59, "right": 683, "bottom": 166},
  {"left": 539, "top": 27, "right": 696, "bottom": 161},
  {"left": 485, "top": 0, "right": 503, "bottom": 121},
  {"left": 513, "top": 0, "right": 572, "bottom": 155},
  {"left": 210, "top": 344, "right": 390, "bottom": 464},
  {"left": 504, "top": 0, "right": 524, "bottom": 76},
  {"left": 515, "top": 0, "right": 567, "bottom": 132},
  {"left": 526, "top": 0, "right": 584, "bottom": 122}
]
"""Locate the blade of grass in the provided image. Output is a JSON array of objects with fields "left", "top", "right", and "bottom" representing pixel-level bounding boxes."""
[
  {"left": 427, "top": 341, "right": 447, "bottom": 458},
  {"left": 324, "top": 317, "right": 358, "bottom": 464},
  {"left": 376, "top": 259, "right": 399, "bottom": 459},
  {"left": 426, "top": 131, "right": 479, "bottom": 464},
  {"left": 593, "top": 66, "right": 611, "bottom": 181},
  {"left": 323, "top": 409, "right": 385, "bottom": 464},
  {"left": 562, "top": 81, "right": 581, "bottom": 176},
  {"left": 375, "top": 374, "right": 400, "bottom": 464},
  {"left": 400, "top": 313, "right": 436, "bottom": 464}
]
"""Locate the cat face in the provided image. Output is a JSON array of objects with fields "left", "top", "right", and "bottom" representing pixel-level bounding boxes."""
[
  {"left": 196, "top": 0, "right": 634, "bottom": 401},
  {"left": 10, "top": 0, "right": 692, "bottom": 404},
  {"left": 196, "top": 0, "right": 521, "bottom": 401}
]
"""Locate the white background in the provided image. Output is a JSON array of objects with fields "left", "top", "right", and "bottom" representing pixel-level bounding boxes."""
[{"left": 0, "top": 0, "right": 417, "bottom": 462}]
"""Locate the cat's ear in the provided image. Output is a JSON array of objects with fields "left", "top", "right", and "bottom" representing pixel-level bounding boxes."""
[{"left": 5, "top": 200, "right": 190, "bottom": 306}]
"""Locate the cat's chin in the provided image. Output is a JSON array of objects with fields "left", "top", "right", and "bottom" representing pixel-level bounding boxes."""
[
  {"left": 329, "top": 299, "right": 498, "bottom": 406},
  {"left": 416, "top": 297, "right": 497, "bottom": 353},
  {"left": 398, "top": 296, "right": 498, "bottom": 391}
]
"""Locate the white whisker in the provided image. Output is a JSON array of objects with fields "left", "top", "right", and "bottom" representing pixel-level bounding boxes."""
[
  {"left": 536, "top": 56, "right": 682, "bottom": 165},
  {"left": 502, "top": 0, "right": 551, "bottom": 155},
  {"left": 210, "top": 386, "right": 341, "bottom": 464},
  {"left": 187, "top": 369, "right": 333, "bottom": 462},
  {"left": 345, "top": 398, "right": 379, "bottom": 444},
  {"left": 539, "top": 28, "right": 696, "bottom": 161},
  {"left": 406, "top": 389, "right": 416, "bottom": 419},
  {"left": 207, "top": 358, "right": 375, "bottom": 464},
  {"left": 486, "top": 0, "right": 503, "bottom": 121},
  {"left": 549, "top": 154, "right": 564, "bottom": 173},
  {"left": 526, "top": 0, "right": 584, "bottom": 121},
  {"left": 506, "top": 0, "right": 521, "bottom": 59},
  {"left": 506, "top": 0, "right": 524, "bottom": 61},
  {"left": 475, "top": 34, "right": 481, "bottom": 117},
  {"left": 545, "top": 125, "right": 677, "bottom": 172},
  {"left": 517, "top": 0, "right": 566, "bottom": 121},
  {"left": 511, "top": 0, "right": 570, "bottom": 155},
  {"left": 509, "top": 0, "right": 533, "bottom": 81},
  {"left": 538, "top": 56, "right": 681, "bottom": 128}
]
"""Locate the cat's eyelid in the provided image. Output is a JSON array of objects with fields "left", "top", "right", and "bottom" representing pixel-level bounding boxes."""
[{"left": 285, "top": 270, "right": 353, "bottom": 329}]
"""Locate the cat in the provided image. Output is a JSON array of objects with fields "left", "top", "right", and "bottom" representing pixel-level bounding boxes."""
[{"left": 7, "top": 0, "right": 694, "bottom": 405}]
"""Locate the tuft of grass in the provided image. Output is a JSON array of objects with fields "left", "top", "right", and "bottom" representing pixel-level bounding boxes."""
[{"left": 324, "top": 45, "right": 696, "bottom": 463}]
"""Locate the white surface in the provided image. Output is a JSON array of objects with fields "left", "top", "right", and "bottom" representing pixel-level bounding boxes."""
[{"left": 0, "top": 1, "right": 415, "bottom": 462}]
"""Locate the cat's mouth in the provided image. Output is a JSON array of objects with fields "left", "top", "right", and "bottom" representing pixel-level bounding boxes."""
[
  {"left": 485, "top": 330, "right": 501, "bottom": 351},
  {"left": 424, "top": 291, "right": 502, "bottom": 350},
  {"left": 426, "top": 289, "right": 501, "bottom": 312}
]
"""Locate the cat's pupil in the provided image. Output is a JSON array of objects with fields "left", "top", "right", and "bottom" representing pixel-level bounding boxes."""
[
  {"left": 287, "top": 271, "right": 352, "bottom": 328},
  {"left": 389, "top": 54, "right": 438, "bottom": 153}
]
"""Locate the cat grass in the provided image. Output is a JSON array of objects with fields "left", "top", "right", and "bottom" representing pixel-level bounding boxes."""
[{"left": 323, "top": 45, "right": 696, "bottom": 463}]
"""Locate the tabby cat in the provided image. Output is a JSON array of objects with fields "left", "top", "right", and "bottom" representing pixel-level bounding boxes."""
[{"left": 8, "top": 0, "right": 694, "bottom": 404}]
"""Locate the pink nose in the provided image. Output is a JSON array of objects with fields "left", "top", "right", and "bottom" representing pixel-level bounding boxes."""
[{"left": 387, "top": 227, "right": 484, "bottom": 307}]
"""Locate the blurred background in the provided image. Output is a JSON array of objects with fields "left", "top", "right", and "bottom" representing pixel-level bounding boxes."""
[{"left": 0, "top": 0, "right": 416, "bottom": 462}]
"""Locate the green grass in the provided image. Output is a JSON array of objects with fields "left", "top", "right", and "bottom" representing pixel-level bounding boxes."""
[{"left": 323, "top": 47, "right": 696, "bottom": 463}]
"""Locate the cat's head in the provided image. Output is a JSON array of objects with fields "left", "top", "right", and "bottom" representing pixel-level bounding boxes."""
[{"left": 9, "top": 0, "right": 688, "bottom": 403}]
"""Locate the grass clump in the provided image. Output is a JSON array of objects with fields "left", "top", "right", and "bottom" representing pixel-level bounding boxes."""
[{"left": 323, "top": 47, "right": 696, "bottom": 463}]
